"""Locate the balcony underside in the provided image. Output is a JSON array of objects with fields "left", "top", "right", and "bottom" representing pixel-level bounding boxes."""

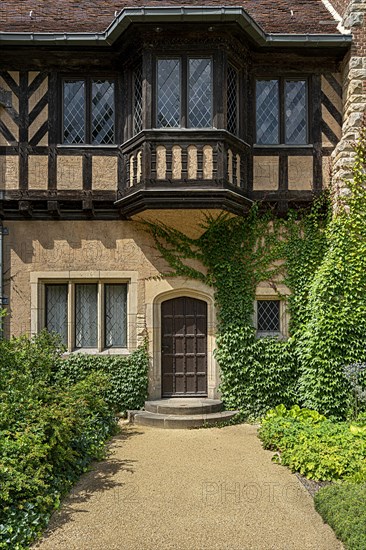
[{"left": 114, "top": 182, "right": 252, "bottom": 218}]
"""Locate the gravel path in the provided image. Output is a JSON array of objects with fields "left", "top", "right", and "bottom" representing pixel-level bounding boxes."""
[{"left": 35, "top": 424, "right": 342, "bottom": 550}]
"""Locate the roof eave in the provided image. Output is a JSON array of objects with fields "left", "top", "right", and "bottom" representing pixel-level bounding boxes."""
[{"left": 0, "top": 7, "right": 352, "bottom": 48}]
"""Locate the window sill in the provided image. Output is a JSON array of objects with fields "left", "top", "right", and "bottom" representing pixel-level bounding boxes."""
[
  {"left": 63, "top": 348, "right": 130, "bottom": 356},
  {"left": 256, "top": 331, "right": 285, "bottom": 340},
  {"left": 253, "top": 144, "right": 313, "bottom": 149},
  {"left": 57, "top": 144, "right": 119, "bottom": 149}
]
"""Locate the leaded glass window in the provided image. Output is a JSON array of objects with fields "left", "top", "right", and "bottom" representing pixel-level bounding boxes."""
[
  {"left": 133, "top": 65, "right": 143, "bottom": 135},
  {"left": 105, "top": 284, "right": 127, "bottom": 348},
  {"left": 157, "top": 59, "right": 181, "bottom": 128},
  {"left": 63, "top": 80, "right": 85, "bottom": 144},
  {"left": 257, "top": 300, "right": 280, "bottom": 333},
  {"left": 227, "top": 64, "right": 238, "bottom": 136},
  {"left": 256, "top": 78, "right": 308, "bottom": 145},
  {"left": 75, "top": 284, "right": 98, "bottom": 348},
  {"left": 285, "top": 80, "right": 307, "bottom": 145},
  {"left": 256, "top": 80, "right": 279, "bottom": 145},
  {"left": 63, "top": 78, "right": 115, "bottom": 145},
  {"left": 45, "top": 284, "right": 68, "bottom": 344},
  {"left": 91, "top": 80, "right": 115, "bottom": 144},
  {"left": 188, "top": 58, "right": 212, "bottom": 128}
]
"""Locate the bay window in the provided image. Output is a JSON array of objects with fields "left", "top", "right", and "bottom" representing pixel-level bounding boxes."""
[{"left": 157, "top": 57, "right": 212, "bottom": 128}]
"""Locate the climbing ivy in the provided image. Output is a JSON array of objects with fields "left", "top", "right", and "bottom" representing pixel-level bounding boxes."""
[
  {"left": 298, "top": 127, "right": 366, "bottom": 418},
  {"left": 144, "top": 130, "right": 366, "bottom": 419},
  {"left": 144, "top": 199, "right": 327, "bottom": 418}
]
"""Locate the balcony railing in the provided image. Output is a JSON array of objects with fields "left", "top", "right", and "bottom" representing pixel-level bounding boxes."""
[{"left": 120, "top": 129, "right": 250, "bottom": 191}]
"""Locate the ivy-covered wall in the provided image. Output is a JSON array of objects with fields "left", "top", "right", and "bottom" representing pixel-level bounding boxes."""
[{"left": 145, "top": 129, "right": 366, "bottom": 419}]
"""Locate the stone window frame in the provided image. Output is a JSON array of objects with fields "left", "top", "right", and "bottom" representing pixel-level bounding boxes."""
[
  {"left": 30, "top": 271, "right": 138, "bottom": 354},
  {"left": 254, "top": 295, "right": 288, "bottom": 339},
  {"left": 254, "top": 76, "right": 309, "bottom": 146}
]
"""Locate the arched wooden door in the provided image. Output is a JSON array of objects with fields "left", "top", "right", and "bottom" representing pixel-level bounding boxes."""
[{"left": 161, "top": 296, "right": 207, "bottom": 397}]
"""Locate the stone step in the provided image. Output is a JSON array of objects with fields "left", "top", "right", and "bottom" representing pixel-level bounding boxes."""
[
  {"left": 144, "top": 398, "right": 223, "bottom": 416},
  {"left": 133, "top": 410, "right": 239, "bottom": 429}
]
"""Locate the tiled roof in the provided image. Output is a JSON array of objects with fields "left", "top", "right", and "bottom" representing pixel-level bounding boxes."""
[{"left": 0, "top": 1, "right": 340, "bottom": 35}]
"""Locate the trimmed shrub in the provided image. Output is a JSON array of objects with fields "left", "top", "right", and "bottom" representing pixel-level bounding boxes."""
[{"left": 53, "top": 345, "right": 149, "bottom": 414}]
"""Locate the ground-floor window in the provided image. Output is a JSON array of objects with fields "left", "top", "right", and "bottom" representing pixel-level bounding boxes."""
[
  {"left": 45, "top": 281, "right": 127, "bottom": 350},
  {"left": 255, "top": 298, "right": 284, "bottom": 337}
]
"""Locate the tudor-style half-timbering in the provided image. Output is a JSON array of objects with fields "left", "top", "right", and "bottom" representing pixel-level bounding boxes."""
[{"left": 0, "top": 19, "right": 349, "bottom": 220}]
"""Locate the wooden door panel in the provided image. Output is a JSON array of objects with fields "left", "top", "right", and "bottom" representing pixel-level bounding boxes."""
[{"left": 161, "top": 297, "right": 207, "bottom": 396}]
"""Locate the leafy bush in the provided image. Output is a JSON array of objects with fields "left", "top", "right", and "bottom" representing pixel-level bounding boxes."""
[
  {"left": 215, "top": 326, "right": 298, "bottom": 418},
  {"left": 259, "top": 406, "right": 366, "bottom": 481},
  {"left": 0, "top": 332, "right": 121, "bottom": 549},
  {"left": 315, "top": 483, "right": 366, "bottom": 550},
  {"left": 53, "top": 345, "right": 149, "bottom": 414}
]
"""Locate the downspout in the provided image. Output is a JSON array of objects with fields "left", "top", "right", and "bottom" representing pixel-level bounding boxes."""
[{"left": 0, "top": 206, "right": 3, "bottom": 340}]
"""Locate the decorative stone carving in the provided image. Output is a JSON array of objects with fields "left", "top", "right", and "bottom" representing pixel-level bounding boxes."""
[
  {"left": 172, "top": 145, "right": 182, "bottom": 180},
  {"left": 92, "top": 156, "right": 118, "bottom": 190},
  {"left": 156, "top": 145, "right": 167, "bottom": 180},
  {"left": 0, "top": 155, "right": 19, "bottom": 190},
  {"left": 203, "top": 145, "right": 213, "bottom": 180},
  {"left": 57, "top": 156, "right": 83, "bottom": 190},
  {"left": 187, "top": 145, "right": 197, "bottom": 179},
  {"left": 288, "top": 156, "right": 313, "bottom": 191},
  {"left": 253, "top": 156, "right": 279, "bottom": 190},
  {"left": 228, "top": 149, "right": 233, "bottom": 184},
  {"left": 28, "top": 155, "right": 48, "bottom": 190}
]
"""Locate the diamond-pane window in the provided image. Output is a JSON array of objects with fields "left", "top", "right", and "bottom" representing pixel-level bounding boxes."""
[
  {"left": 63, "top": 80, "right": 85, "bottom": 144},
  {"left": 188, "top": 58, "right": 212, "bottom": 128},
  {"left": 75, "top": 284, "right": 98, "bottom": 348},
  {"left": 227, "top": 64, "right": 238, "bottom": 136},
  {"left": 105, "top": 284, "right": 127, "bottom": 348},
  {"left": 157, "top": 59, "right": 181, "bottom": 128},
  {"left": 92, "top": 80, "right": 115, "bottom": 144},
  {"left": 256, "top": 78, "right": 309, "bottom": 145},
  {"left": 133, "top": 65, "right": 143, "bottom": 135},
  {"left": 256, "top": 80, "right": 279, "bottom": 145},
  {"left": 62, "top": 78, "right": 115, "bottom": 145},
  {"left": 257, "top": 300, "right": 280, "bottom": 333},
  {"left": 285, "top": 80, "right": 307, "bottom": 145},
  {"left": 46, "top": 284, "right": 68, "bottom": 345}
]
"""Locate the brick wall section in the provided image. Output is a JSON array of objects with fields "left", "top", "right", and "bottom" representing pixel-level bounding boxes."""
[{"left": 0, "top": 0, "right": 339, "bottom": 34}]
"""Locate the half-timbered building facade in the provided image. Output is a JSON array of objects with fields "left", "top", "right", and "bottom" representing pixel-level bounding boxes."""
[{"left": 0, "top": 0, "right": 363, "bottom": 399}]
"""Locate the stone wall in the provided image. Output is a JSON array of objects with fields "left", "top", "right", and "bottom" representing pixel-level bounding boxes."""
[{"left": 331, "top": 0, "right": 366, "bottom": 198}]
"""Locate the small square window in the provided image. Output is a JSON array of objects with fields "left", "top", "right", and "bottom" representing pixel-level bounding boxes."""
[{"left": 256, "top": 300, "right": 280, "bottom": 334}]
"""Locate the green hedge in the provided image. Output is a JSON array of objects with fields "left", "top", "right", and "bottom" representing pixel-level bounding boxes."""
[
  {"left": 53, "top": 345, "right": 149, "bottom": 414},
  {"left": 315, "top": 483, "right": 366, "bottom": 550},
  {"left": 0, "top": 330, "right": 149, "bottom": 549}
]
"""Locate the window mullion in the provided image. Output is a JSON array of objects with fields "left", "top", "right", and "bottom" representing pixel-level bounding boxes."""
[
  {"left": 69, "top": 282, "right": 74, "bottom": 352},
  {"left": 280, "top": 78, "right": 285, "bottom": 145},
  {"left": 98, "top": 282, "right": 104, "bottom": 352},
  {"left": 182, "top": 55, "right": 188, "bottom": 128},
  {"left": 86, "top": 78, "right": 92, "bottom": 144}
]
